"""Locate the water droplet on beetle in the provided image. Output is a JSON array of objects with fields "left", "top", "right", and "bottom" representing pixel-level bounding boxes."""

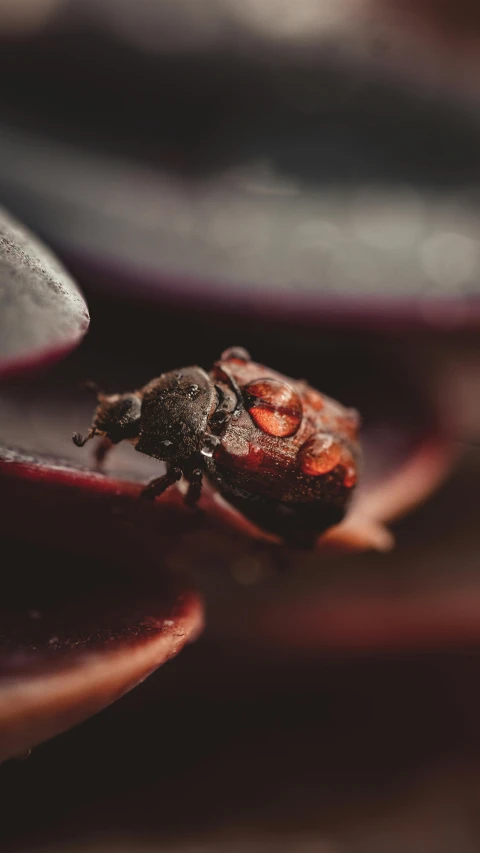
[
  {"left": 186, "top": 384, "right": 200, "bottom": 399},
  {"left": 201, "top": 434, "right": 220, "bottom": 457},
  {"left": 221, "top": 346, "right": 251, "bottom": 363},
  {"left": 299, "top": 434, "right": 342, "bottom": 476},
  {"left": 245, "top": 378, "right": 302, "bottom": 437}
]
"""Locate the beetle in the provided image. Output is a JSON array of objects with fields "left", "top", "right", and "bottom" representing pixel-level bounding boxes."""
[{"left": 73, "top": 347, "right": 361, "bottom": 547}]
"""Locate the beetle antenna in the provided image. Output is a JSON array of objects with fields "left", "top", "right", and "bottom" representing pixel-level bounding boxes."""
[
  {"left": 80, "top": 380, "right": 106, "bottom": 400},
  {"left": 72, "top": 429, "right": 97, "bottom": 447}
]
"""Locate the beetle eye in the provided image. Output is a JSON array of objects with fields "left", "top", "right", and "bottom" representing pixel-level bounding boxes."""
[{"left": 244, "top": 378, "right": 302, "bottom": 437}]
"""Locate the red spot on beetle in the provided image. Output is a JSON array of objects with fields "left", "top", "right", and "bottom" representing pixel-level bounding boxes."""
[
  {"left": 244, "top": 444, "right": 265, "bottom": 469},
  {"left": 245, "top": 379, "right": 302, "bottom": 437},
  {"left": 299, "top": 434, "right": 342, "bottom": 477},
  {"left": 215, "top": 431, "right": 265, "bottom": 471}
]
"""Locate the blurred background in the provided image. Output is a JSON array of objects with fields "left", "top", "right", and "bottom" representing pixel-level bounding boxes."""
[{"left": 2, "top": 1, "right": 480, "bottom": 851}]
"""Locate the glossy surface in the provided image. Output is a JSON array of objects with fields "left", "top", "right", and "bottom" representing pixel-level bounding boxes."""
[
  {"left": 298, "top": 433, "right": 343, "bottom": 476},
  {"left": 245, "top": 378, "right": 303, "bottom": 437},
  {"left": 209, "top": 351, "right": 362, "bottom": 542}
]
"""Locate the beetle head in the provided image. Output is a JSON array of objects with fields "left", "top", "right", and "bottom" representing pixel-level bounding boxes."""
[
  {"left": 136, "top": 367, "right": 216, "bottom": 462},
  {"left": 73, "top": 391, "right": 142, "bottom": 447}
]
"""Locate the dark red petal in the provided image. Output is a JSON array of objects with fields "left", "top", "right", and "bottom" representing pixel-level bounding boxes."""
[
  {"left": 0, "top": 430, "right": 456, "bottom": 656},
  {"left": 0, "top": 579, "right": 202, "bottom": 762}
]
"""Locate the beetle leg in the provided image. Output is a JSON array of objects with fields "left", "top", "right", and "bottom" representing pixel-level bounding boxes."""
[
  {"left": 93, "top": 436, "right": 113, "bottom": 471},
  {"left": 185, "top": 467, "right": 203, "bottom": 508},
  {"left": 140, "top": 465, "right": 182, "bottom": 500}
]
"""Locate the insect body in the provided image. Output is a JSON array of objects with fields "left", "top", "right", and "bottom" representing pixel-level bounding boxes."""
[{"left": 73, "top": 348, "right": 361, "bottom": 547}]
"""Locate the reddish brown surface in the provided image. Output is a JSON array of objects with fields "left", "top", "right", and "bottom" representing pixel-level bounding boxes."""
[
  {"left": 212, "top": 353, "right": 361, "bottom": 516},
  {"left": 245, "top": 378, "right": 303, "bottom": 438},
  {"left": 299, "top": 434, "right": 342, "bottom": 476}
]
